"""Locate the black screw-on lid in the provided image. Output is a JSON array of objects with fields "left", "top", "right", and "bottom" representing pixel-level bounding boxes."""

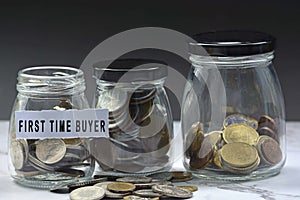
[
  {"left": 189, "top": 30, "right": 276, "bottom": 57},
  {"left": 93, "top": 59, "right": 168, "bottom": 83}
]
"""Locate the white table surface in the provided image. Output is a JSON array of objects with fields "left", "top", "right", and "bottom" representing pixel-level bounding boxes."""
[{"left": 1, "top": 120, "right": 300, "bottom": 200}]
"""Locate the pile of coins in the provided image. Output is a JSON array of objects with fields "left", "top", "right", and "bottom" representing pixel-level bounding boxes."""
[
  {"left": 185, "top": 114, "right": 283, "bottom": 174},
  {"left": 50, "top": 171, "right": 196, "bottom": 199},
  {"left": 93, "top": 86, "right": 172, "bottom": 173},
  {"left": 10, "top": 99, "right": 92, "bottom": 182}
]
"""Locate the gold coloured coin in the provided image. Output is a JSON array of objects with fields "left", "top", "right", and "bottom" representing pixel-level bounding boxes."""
[
  {"left": 177, "top": 185, "right": 198, "bottom": 192},
  {"left": 213, "top": 149, "right": 222, "bottom": 168},
  {"left": 185, "top": 122, "right": 204, "bottom": 158},
  {"left": 107, "top": 182, "right": 136, "bottom": 193},
  {"left": 223, "top": 124, "right": 259, "bottom": 145},
  {"left": 220, "top": 142, "right": 258, "bottom": 168},
  {"left": 63, "top": 138, "right": 82, "bottom": 146}
]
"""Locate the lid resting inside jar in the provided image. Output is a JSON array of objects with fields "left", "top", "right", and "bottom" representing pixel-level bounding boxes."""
[{"left": 189, "top": 30, "right": 275, "bottom": 57}]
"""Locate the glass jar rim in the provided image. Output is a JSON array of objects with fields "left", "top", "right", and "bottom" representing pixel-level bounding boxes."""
[
  {"left": 18, "top": 66, "right": 84, "bottom": 80},
  {"left": 189, "top": 30, "right": 275, "bottom": 57},
  {"left": 93, "top": 59, "right": 168, "bottom": 83}
]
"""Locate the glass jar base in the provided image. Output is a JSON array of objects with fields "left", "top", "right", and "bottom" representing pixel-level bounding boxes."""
[{"left": 188, "top": 167, "right": 281, "bottom": 181}]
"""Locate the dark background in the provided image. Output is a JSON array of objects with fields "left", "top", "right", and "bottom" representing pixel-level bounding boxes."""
[{"left": 0, "top": 0, "right": 299, "bottom": 120}]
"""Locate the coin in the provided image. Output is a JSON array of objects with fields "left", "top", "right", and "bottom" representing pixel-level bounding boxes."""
[
  {"left": 63, "top": 138, "right": 82, "bottom": 146},
  {"left": 185, "top": 122, "right": 204, "bottom": 158},
  {"left": 36, "top": 139, "right": 66, "bottom": 164},
  {"left": 205, "top": 131, "right": 222, "bottom": 147},
  {"left": 152, "top": 185, "right": 193, "bottom": 199},
  {"left": 58, "top": 99, "right": 73, "bottom": 110},
  {"left": 69, "top": 186, "right": 105, "bottom": 200},
  {"left": 124, "top": 195, "right": 159, "bottom": 200},
  {"left": 223, "top": 114, "right": 258, "bottom": 130},
  {"left": 107, "top": 182, "right": 136, "bottom": 193},
  {"left": 117, "top": 176, "right": 152, "bottom": 184},
  {"left": 10, "top": 140, "right": 26, "bottom": 170},
  {"left": 135, "top": 181, "right": 172, "bottom": 189},
  {"left": 258, "top": 115, "right": 277, "bottom": 130},
  {"left": 133, "top": 189, "right": 162, "bottom": 197},
  {"left": 147, "top": 172, "right": 172, "bottom": 182},
  {"left": 177, "top": 185, "right": 198, "bottom": 192},
  {"left": 220, "top": 142, "right": 258, "bottom": 168},
  {"left": 189, "top": 140, "right": 214, "bottom": 169},
  {"left": 94, "top": 181, "right": 115, "bottom": 189},
  {"left": 223, "top": 124, "right": 259, "bottom": 145},
  {"left": 258, "top": 126, "right": 279, "bottom": 143},
  {"left": 106, "top": 189, "right": 131, "bottom": 198},
  {"left": 171, "top": 171, "right": 193, "bottom": 182},
  {"left": 96, "top": 88, "right": 128, "bottom": 115},
  {"left": 68, "top": 178, "right": 108, "bottom": 191},
  {"left": 213, "top": 149, "right": 222, "bottom": 168},
  {"left": 222, "top": 156, "right": 260, "bottom": 174},
  {"left": 257, "top": 135, "right": 282, "bottom": 165}
]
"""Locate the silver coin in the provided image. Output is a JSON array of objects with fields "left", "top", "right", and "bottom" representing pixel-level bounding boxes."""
[
  {"left": 10, "top": 140, "right": 26, "bottom": 170},
  {"left": 116, "top": 176, "right": 152, "bottom": 184},
  {"left": 96, "top": 88, "right": 128, "bottom": 114},
  {"left": 105, "top": 189, "right": 130, "bottom": 198},
  {"left": 94, "top": 181, "right": 115, "bottom": 190},
  {"left": 134, "top": 189, "right": 162, "bottom": 197},
  {"left": 148, "top": 172, "right": 172, "bottom": 182},
  {"left": 124, "top": 195, "right": 159, "bottom": 200},
  {"left": 70, "top": 186, "right": 105, "bottom": 200},
  {"left": 36, "top": 139, "right": 66, "bottom": 164},
  {"left": 152, "top": 185, "right": 193, "bottom": 199}
]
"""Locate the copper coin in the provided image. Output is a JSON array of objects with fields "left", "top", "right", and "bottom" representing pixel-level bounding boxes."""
[
  {"left": 260, "top": 136, "right": 282, "bottom": 165},
  {"left": 189, "top": 140, "right": 214, "bottom": 169},
  {"left": 258, "top": 126, "right": 279, "bottom": 143}
]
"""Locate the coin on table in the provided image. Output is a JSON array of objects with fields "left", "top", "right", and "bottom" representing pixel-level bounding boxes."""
[
  {"left": 133, "top": 189, "right": 162, "bottom": 197},
  {"left": 107, "top": 182, "right": 136, "bottom": 193},
  {"left": 116, "top": 176, "right": 152, "bottom": 184},
  {"left": 256, "top": 135, "right": 282, "bottom": 165},
  {"left": 10, "top": 140, "right": 27, "bottom": 170},
  {"left": 106, "top": 189, "right": 131, "bottom": 198},
  {"left": 220, "top": 142, "right": 258, "bottom": 168},
  {"left": 36, "top": 139, "right": 66, "bottom": 164},
  {"left": 223, "top": 124, "right": 259, "bottom": 145},
  {"left": 69, "top": 186, "right": 105, "bottom": 200},
  {"left": 124, "top": 195, "right": 159, "bottom": 200},
  {"left": 135, "top": 181, "right": 172, "bottom": 189},
  {"left": 152, "top": 185, "right": 193, "bottom": 199},
  {"left": 68, "top": 178, "right": 108, "bottom": 191},
  {"left": 147, "top": 172, "right": 172, "bottom": 182},
  {"left": 177, "top": 185, "right": 198, "bottom": 192},
  {"left": 94, "top": 181, "right": 115, "bottom": 189}
]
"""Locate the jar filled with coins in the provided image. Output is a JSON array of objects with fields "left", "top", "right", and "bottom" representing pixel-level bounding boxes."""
[
  {"left": 92, "top": 59, "right": 173, "bottom": 174},
  {"left": 182, "top": 31, "right": 286, "bottom": 180},
  {"left": 9, "top": 66, "right": 95, "bottom": 188}
]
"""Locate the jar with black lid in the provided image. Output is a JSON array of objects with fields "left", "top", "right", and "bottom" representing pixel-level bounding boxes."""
[
  {"left": 182, "top": 31, "right": 286, "bottom": 180},
  {"left": 92, "top": 59, "right": 174, "bottom": 174}
]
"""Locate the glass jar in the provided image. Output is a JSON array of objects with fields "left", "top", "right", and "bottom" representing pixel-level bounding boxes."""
[
  {"left": 9, "top": 66, "right": 94, "bottom": 189},
  {"left": 92, "top": 59, "right": 173, "bottom": 174},
  {"left": 182, "top": 31, "right": 286, "bottom": 180}
]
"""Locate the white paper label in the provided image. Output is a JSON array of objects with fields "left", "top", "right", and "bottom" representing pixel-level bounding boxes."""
[{"left": 15, "top": 109, "right": 109, "bottom": 139}]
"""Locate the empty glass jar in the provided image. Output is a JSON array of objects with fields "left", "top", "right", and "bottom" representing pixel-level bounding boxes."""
[
  {"left": 182, "top": 31, "right": 286, "bottom": 180},
  {"left": 9, "top": 66, "right": 94, "bottom": 188},
  {"left": 92, "top": 59, "right": 173, "bottom": 174}
]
